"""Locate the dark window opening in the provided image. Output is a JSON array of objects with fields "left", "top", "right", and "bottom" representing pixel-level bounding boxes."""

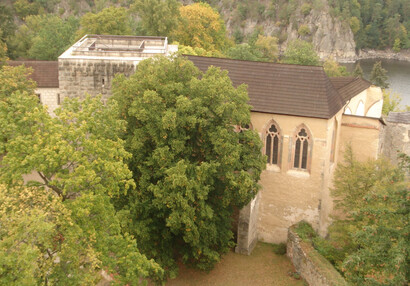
[
  {"left": 294, "top": 127, "right": 310, "bottom": 170},
  {"left": 265, "top": 123, "right": 280, "bottom": 165}
]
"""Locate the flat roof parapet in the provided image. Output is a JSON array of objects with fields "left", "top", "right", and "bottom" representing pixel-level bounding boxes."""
[{"left": 60, "top": 34, "right": 172, "bottom": 61}]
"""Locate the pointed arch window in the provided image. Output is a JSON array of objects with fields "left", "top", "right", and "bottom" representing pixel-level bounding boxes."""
[
  {"left": 265, "top": 122, "right": 281, "bottom": 165},
  {"left": 356, "top": 100, "right": 365, "bottom": 116},
  {"left": 293, "top": 126, "right": 312, "bottom": 170}
]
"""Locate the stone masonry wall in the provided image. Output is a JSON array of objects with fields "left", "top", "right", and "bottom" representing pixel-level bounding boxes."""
[
  {"left": 59, "top": 59, "right": 137, "bottom": 100},
  {"left": 235, "top": 193, "right": 260, "bottom": 255},
  {"left": 287, "top": 224, "right": 347, "bottom": 286},
  {"left": 37, "top": 88, "right": 59, "bottom": 114},
  {"left": 381, "top": 121, "right": 410, "bottom": 166}
]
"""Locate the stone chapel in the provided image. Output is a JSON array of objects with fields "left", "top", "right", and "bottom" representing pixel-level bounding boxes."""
[{"left": 8, "top": 34, "right": 384, "bottom": 255}]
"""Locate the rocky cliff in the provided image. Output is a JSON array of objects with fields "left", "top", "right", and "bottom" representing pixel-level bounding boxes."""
[
  {"left": 217, "top": 0, "right": 357, "bottom": 62},
  {"left": 285, "top": 1, "right": 356, "bottom": 62}
]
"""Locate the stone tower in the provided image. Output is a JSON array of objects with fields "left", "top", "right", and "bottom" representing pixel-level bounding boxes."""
[{"left": 58, "top": 34, "right": 178, "bottom": 101}]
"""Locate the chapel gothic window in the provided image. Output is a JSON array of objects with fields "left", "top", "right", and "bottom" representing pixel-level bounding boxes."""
[
  {"left": 293, "top": 126, "right": 311, "bottom": 170},
  {"left": 265, "top": 122, "right": 280, "bottom": 165}
]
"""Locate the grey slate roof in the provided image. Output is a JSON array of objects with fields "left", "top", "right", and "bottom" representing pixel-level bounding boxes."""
[
  {"left": 8, "top": 61, "right": 59, "bottom": 88},
  {"left": 386, "top": 111, "right": 410, "bottom": 124},
  {"left": 187, "top": 55, "right": 371, "bottom": 119}
]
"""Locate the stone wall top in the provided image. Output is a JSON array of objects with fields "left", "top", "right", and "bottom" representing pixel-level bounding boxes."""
[{"left": 287, "top": 223, "right": 347, "bottom": 286}]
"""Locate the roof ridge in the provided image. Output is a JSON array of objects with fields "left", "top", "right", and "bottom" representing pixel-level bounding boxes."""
[{"left": 184, "top": 54, "right": 325, "bottom": 69}]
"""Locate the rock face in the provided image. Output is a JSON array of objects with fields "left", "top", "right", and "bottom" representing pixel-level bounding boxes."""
[
  {"left": 286, "top": 2, "right": 356, "bottom": 62},
  {"left": 221, "top": 0, "right": 357, "bottom": 62}
]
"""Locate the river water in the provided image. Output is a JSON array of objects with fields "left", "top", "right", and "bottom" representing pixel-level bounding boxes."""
[{"left": 343, "top": 59, "right": 410, "bottom": 107}]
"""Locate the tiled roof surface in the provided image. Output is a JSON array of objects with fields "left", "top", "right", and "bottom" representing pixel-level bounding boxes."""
[
  {"left": 386, "top": 111, "right": 410, "bottom": 124},
  {"left": 187, "top": 55, "right": 356, "bottom": 119},
  {"left": 330, "top": 77, "right": 372, "bottom": 102},
  {"left": 8, "top": 61, "right": 59, "bottom": 88},
  {"left": 329, "top": 77, "right": 356, "bottom": 89}
]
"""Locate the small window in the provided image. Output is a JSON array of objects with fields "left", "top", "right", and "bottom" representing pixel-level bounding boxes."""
[
  {"left": 265, "top": 121, "right": 281, "bottom": 165},
  {"left": 57, "top": 94, "right": 61, "bottom": 105},
  {"left": 293, "top": 125, "right": 312, "bottom": 170}
]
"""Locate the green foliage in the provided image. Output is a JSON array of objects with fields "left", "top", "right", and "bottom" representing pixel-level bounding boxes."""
[
  {"left": 0, "top": 68, "right": 163, "bottom": 284},
  {"left": 329, "top": 0, "right": 410, "bottom": 49},
  {"left": 13, "top": 0, "right": 42, "bottom": 18},
  {"left": 173, "top": 3, "right": 232, "bottom": 52},
  {"left": 112, "top": 55, "right": 265, "bottom": 277},
  {"left": 254, "top": 35, "right": 279, "bottom": 62},
  {"left": 294, "top": 221, "right": 318, "bottom": 241},
  {"left": 77, "top": 7, "right": 133, "bottom": 38},
  {"left": 0, "top": 36, "right": 7, "bottom": 66},
  {"left": 0, "top": 5, "right": 16, "bottom": 42},
  {"left": 382, "top": 89, "right": 403, "bottom": 115},
  {"left": 298, "top": 24, "right": 311, "bottom": 36},
  {"left": 283, "top": 39, "right": 320, "bottom": 66},
  {"left": 7, "top": 15, "right": 79, "bottom": 60},
  {"left": 233, "top": 28, "right": 244, "bottom": 44},
  {"left": 393, "top": 38, "right": 401, "bottom": 52},
  {"left": 370, "top": 61, "right": 389, "bottom": 89},
  {"left": 272, "top": 243, "right": 287, "bottom": 255},
  {"left": 30, "top": 16, "right": 79, "bottom": 60},
  {"left": 301, "top": 3, "right": 312, "bottom": 16},
  {"left": 226, "top": 43, "right": 262, "bottom": 61},
  {"left": 175, "top": 42, "right": 225, "bottom": 58},
  {"left": 132, "top": 0, "right": 180, "bottom": 39},
  {"left": 349, "top": 16, "right": 360, "bottom": 35},
  {"left": 323, "top": 57, "right": 349, "bottom": 77},
  {"left": 0, "top": 64, "right": 36, "bottom": 103},
  {"left": 353, "top": 62, "right": 363, "bottom": 77},
  {"left": 330, "top": 146, "right": 409, "bottom": 285}
]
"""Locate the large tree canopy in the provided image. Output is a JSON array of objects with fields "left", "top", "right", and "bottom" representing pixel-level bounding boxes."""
[
  {"left": 132, "top": 0, "right": 180, "bottom": 39},
  {"left": 0, "top": 65, "right": 163, "bottom": 284},
  {"left": 282, "top": 39, "right": 320, "bottom": 66},
  {"left": 172, "top": 3, "right": 232, "bottom": 52},
  {"left": 328, "top": 147, "right": 409, "bottom": 285},
  {"left": 7, "top": 15, "right": 79, "bottom": 60},
  {"left": 76, "top": 7, "right": 133, "bottom": 39},
  {"left": 112, "top": 56, "right": 265, "bottom": 277}
]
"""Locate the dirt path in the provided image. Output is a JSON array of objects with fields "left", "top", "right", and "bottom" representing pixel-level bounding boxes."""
[{"left": 164, "top": 242, "right": 305, "bottom": 286}]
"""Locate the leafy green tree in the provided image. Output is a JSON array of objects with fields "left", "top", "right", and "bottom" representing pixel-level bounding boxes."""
[
  {"left": 132, "top": 0, "right": 180, "bottom": 39},
  {"left": 112, "top": 56, "right": 265, "bottom": 277},
  {"left": 0, "top": 67, "right": 163, "bottom": 284},
  {"left": 0, "top": 31, "right": 7, "bottom": 66},
  {"left": 330, "top": 146, "right": 409, "bottom": 285},
  {"left": 282, "top": 39, "right": 320, "bottom": 66},
  {"left": 393, "top": 38, "right": 401, "bottom": 52},
  {"left": 254, "top": 35, "right": 279, "bottom": 62},
  {"left": 175, "top": 42, "right": 225, "bottom": 58},
  {"left": 382, "top": 89, "right": 403, "bottom": 115},
  {"left": 370, "top": 61, "right": 389, "bottom": 89},
  {"left": 8, "top": 15, "right": 79, "bottom": 60},
  {"left": 29, "top": 16, "right": 79, "bottom": 60},
  {"left": 353, "top": 62, "right": 363, "bottom": 77},
  {"left": 0, "top": 5, "right": 16, "bottom": 42},
  {"left": 226, "top": 43, "right": 262, "bottom": 61},
  {"left": 77, "top": 7, "right": 133, "bottom": 38},
  {"left": 173, "top": 3, "right": 232, "bottom": 52},
  {"left": 323, "top": 57, "right": 349, "bottom": 77}
]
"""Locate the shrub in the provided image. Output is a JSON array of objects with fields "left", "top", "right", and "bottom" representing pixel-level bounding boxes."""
[
  {"left": 301, "top": 3, "right": 312, "bottom": 16},
  {"left": 294, "top": 221, "right": 317, "bottom": 241},
  {"left": 298, "top": 24, "right": 311, "bottom": 36}
]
